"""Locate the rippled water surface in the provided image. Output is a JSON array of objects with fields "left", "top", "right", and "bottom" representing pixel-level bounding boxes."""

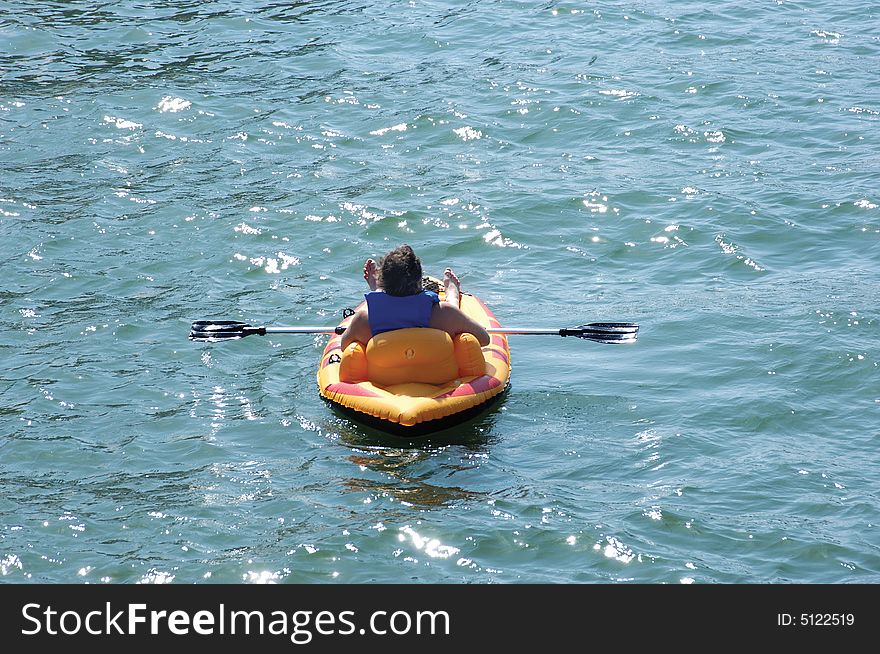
[{"left": 2, "top": 0, "right": 879, "bottom": 584}]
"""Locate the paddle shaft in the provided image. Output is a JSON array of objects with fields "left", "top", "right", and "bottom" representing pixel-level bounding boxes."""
[
  {"left": 489, "top": 328, "right": 575, "bottom": 336},
  {"left": 264, "top": 326, "right": 341, "bottom": 335},
  {"left": 263, "top": 327, "right": 617, "bottom": 336}
]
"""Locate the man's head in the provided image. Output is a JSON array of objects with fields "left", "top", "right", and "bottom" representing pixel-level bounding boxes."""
[{"left": 379, "top": 244, "right": 423, "bottom": 296}]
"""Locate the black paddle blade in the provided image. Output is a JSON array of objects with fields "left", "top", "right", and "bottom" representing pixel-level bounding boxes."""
[
  {"left": 189, "top": 320, "right": 266, "bottom": 341},
  {"left": 566, "top": 322, "right": 639, "bottom": 344}
]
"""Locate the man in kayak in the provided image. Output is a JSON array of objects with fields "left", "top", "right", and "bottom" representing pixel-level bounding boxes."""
[{"left": 340, "top": 244, "right": 490, "bottom": 349}]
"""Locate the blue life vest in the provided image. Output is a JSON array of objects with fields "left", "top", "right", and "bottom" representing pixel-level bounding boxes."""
[{"left": 365, "top": 290, "right": 440, "bottom": 336}]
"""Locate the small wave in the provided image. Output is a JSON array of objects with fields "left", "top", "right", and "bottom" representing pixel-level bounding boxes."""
[
  {"left": 369, "top": 123, "right": 407, "bottom": 136},
  {"left": 811, "top": 29, "right": 842, "bottom": 43},
  {"left": 156, "top": 96, "right": 191, "bottom": 113},
  {"left": 0, "top": 554, "right": 23, "bottom": 576},
  {"left": 399, "top": 525, "right": 460, "bottom": 560},
  {"left": 599, "top": 89, "right": 640, "bottom": 100},
  {"left": 476, "top": 222, "right": 527, "bottom": 249},
  {"left": 234, "top": 222, "right": 262, "bottom": 235},
  {"left": 582, "top": 191, "right": 619, "bottom": 214},
  {"left": 103, "top": 115, "right": 141, "bottom": 130},
  {"left": 136, "top": 570, "right": 175, "bottom": 584},
  {"left": 261, "top": 252, "right": 301, "bottom": 274},
  {"left": 453, "top": 126, "right": 482, "bottom": 141},
  {"left": 340, "top": 202, "right": 395, "bottom": 225},
  {"left": 714, "top": 234, "right": 765, "bottom": 271},
  {"left": 846, "top": 106, "right": 879, "bottom": 116},
  {"left": 596, "top": 536, "right": 636, "bottom": 564}
]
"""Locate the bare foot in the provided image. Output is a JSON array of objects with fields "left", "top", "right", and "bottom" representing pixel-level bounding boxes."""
[
  {"left": 442, "top": 268, "right": 461, "bottom": 307},
  {"left": 363, "top": 258, "right": 380, "bottom": 291}
]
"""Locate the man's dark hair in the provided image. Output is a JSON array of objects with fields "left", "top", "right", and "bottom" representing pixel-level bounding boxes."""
[{"left": 379, "top": 244, "right": 423, "bottom": 296}]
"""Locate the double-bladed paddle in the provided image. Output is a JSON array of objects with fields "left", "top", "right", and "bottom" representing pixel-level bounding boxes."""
[{"left": 189, "top": 320, "right": 639, "bottom": 344}]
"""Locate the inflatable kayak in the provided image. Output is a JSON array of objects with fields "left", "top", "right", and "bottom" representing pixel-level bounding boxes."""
[{"left": 317, "top": 283, "right": 510, "bottom": 435}]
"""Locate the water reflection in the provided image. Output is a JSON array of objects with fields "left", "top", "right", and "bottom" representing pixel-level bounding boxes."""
[{"left": 328, "top": 403, "right": 503, "bottom": 509}]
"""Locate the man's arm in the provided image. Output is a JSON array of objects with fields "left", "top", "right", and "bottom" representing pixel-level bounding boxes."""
[{"left": 340, "top": 309, "right": 372, "bottom": 350}]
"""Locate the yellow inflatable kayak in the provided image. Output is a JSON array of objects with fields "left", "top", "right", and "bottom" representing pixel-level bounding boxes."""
[{"left": 317, "top": 285, "right": 510, "bottom": 435}]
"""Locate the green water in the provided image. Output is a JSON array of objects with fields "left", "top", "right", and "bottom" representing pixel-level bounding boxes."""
[{"left": 1, "top": 0, "right": 879, "bottom": 585}]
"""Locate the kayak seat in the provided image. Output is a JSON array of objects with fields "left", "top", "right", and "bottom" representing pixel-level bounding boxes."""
[{"left": 339, "top": 328, "right": 485, "bottom": 385}]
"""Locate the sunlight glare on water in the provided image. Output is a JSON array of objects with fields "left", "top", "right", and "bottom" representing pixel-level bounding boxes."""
[{"left": 1, "top": 0, "right": 879, "bottom": 586}]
